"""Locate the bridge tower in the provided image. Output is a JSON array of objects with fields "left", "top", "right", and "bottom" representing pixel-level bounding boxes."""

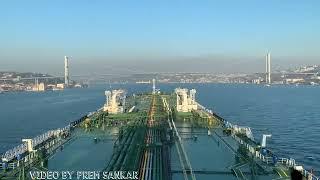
[
  {"left": 64, "top": 56, "right": 70, "bottom": 87},
  {"left": 265, "top": 52, "right": 271, "bottom": 84}
]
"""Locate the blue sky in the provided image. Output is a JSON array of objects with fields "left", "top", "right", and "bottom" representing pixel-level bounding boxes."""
[{"left": 1, "top": 0, "right": 320, "bottom": 74}]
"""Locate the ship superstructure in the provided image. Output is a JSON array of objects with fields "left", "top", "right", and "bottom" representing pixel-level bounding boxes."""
[{"left": 103, "top": 89, "right": 126, "bottom": 114}]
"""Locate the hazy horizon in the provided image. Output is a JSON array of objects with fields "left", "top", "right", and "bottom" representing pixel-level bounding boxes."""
[
  {"left": 2, "top": 55, "right": 319, "bottom": 76},
  {"left": 1, "top": 1, "right": 319, "bottom": 75}
]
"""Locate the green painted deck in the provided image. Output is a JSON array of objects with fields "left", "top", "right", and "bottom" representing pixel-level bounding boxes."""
[
  {"left": 48, "top": 129, "right": 116, "bottom": 171},
  {"left": 1, "top": 93, "right": 307, "bottom": 180}
]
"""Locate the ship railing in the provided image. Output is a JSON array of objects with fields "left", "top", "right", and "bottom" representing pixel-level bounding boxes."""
[
  {"left": 1, "top": 143, "right": 27, "bottom": 162},
  {"left": 197, "top": 102, "right": 320, "bottom": 179},
  {"left": 232, "top": 128, "right": 296, "bottom": 165},
  {"left": 264, "top": 157, "right": 273, "bottom": 164},
  {"left": 302, "top": 169, "right": 319, "bottom": 180},
  {"left": 0, "top": 128, "right": 63, "bottom": 162},
  {"left": 234, "top": 134, "right": 309, "bottom": 170},
  {"left": 0, "top": 135, "right": 66, "bottom": 171},
  {"left": 0, "top": 149, "right": 40, "bottom": 170},
  {"left": 198, "top": 102, "right": 255, "bottom": 140},
  {"left": 7, "top": 162, "right": 17, "bottom": 169},
  {"left": 196, "top": 103, "right": 206, "bottom": 111},
  {"left": 234, "top": 127, "right": 319, "bottom": 179},
  {"left": 0, "top": 162, "right": 18, "bottom": 170},
  {"left": 0, "top": 114, "right": 86, "bottom": 167},
  {"left": 32, "top": 130, "right": 56, "bottom": 148},
  {"left": 278, "top": 158, "right": 296, "bottom": 167},
  {"left": 69, "top": 114, "right": 88, "bottom": 127}
]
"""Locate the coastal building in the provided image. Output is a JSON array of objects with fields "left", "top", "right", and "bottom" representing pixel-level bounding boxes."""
[
  {"left": 32, "top": 82, "right": 45, "bottom": 91},
  {"left": 56, "top": 83, "right": 65, "bottom": 89},
  {"left": 285, "top": 78, "right": 304, "bottom": 84},
  {"left": 252, "top": 79, "right": 261, "bottom": 84}
]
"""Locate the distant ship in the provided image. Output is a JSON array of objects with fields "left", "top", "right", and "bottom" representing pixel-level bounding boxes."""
[{"left": 136, "top": 80, "right": 151, "bottom": 84}]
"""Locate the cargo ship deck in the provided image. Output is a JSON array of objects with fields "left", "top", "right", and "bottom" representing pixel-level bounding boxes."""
[{"left": 0, "top": 89, "right": 318, "bottom": 180}]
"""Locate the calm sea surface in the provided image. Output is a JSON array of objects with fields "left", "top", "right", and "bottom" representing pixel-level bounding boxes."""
[{"left": 0, "top": 83, "right": 319, "bottom": 170}]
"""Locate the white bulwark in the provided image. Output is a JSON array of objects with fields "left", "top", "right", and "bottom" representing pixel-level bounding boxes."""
[
  {"left": 103, "top": 89, "right": 126, "bottom": 114},
  {"left": 175, "top": 88, "right": 197, "bottom": 112}
]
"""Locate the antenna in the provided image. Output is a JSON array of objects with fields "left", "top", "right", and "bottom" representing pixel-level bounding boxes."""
[{"left": 152, "top": 79, "right": 156, "bottom": 94}]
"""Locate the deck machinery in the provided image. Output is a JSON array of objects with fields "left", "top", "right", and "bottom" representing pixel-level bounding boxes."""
[{"left": 103, "top": 94, "right": 171, "bottom": 180}]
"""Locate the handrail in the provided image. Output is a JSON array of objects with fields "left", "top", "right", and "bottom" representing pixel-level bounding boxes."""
[
  {"left": 1, "top": 114, "right": 86, "bottom": 163},
  {"left": 197, "top": 102, "right": 319, "bottom": 180}
]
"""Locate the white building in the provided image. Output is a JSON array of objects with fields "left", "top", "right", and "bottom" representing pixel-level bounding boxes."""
[
  {"left": 252, "top": 79, "right": 261, "bottom": 84},
  {"left": 56, "top": 83, "right": 65, "bottom": 89},
  {"left": 285, "top": 78, "right": 304, "bottom": 84},
  {"left": 33, "top": 82, "right": 45, "bottom": 91}
]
